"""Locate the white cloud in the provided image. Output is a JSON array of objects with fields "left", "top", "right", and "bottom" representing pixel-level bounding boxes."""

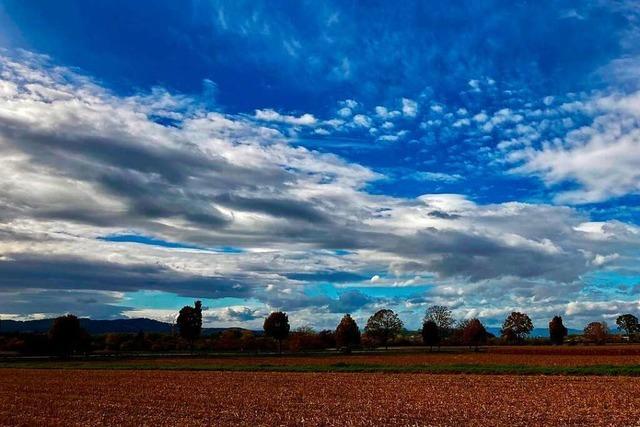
[
  {"left": 352, "top": 114, "right": 372, "bottom": 127},
  {"left": 592, "top": 253, "right": 620, "bottom": 266},
  {"left": 468, "top": 79, "right": 481, "bottom": 91},
  {"left": 473, "top": 112, "right": 488, "bottom": 122},
  {"left": 401, "top": 98, "right": 418, "bottom": 117},
  {"left": 375, "top": 106, "right": 389, "bottom": 118},
  {"left": 337, "top": 107, "right": 352, "bottom": 117},
  {"left": 254, "top": 108, "right": 317, "bottom": 125},
  {"left": 510, "top": 92, "right": 640, "bottom": 203},
  {"left": 452, "top": 118, "right": 470, "bottom": 127},
  {"left": 413, "top": 172, "right": 463, "bottom": 183},
  {"left": 342, "top": 99, "right": 358, "bottom": 109}
]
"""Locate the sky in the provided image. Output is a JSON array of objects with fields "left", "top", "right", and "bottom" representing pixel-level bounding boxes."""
[{"left": 1, "top": 0, "right": 640, "bottom": 331}]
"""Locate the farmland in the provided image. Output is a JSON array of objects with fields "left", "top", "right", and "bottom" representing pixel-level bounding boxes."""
[
  {"left": 4, "top": 347, "right": 640, "bottom": 425},
  {"left": 98, "top": 345, "right": 640, "bottom": 369},
  {"left": 6, "top": 345, "right": 640, "bottom": 375},
  {"left": 1, "top": 369, "right": 640, "bottom": 426}
]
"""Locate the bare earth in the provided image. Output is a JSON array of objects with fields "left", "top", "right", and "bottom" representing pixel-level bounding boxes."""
[{"left": 2, "top": 369, "right": 640, "bottom": 426}]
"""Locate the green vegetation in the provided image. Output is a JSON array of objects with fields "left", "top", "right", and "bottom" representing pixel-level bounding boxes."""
[{"left": 3, "top": 360, "right": 640, "bottom": 376}]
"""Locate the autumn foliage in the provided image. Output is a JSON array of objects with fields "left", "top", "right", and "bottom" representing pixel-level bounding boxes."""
[
  {"left": 463, "top": 319, "right": 487, "bottom": 350},
  {"left": 335, "top": 314, "right": 361, "bottom": 352},
  {"left": 584, "top": 322, "right": 609, "bottom": 345}
]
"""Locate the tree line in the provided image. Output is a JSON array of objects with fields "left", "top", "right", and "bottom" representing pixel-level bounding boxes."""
[
  {"left": 176, "top": 302, "right": 640, "bottom": 353},
  {"left": 1, "top": 303, "right": 639, "bottom": 356}
]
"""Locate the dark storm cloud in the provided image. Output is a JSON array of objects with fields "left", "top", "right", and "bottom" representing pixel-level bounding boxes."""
[
  {"left": 214, "top": 193, "right": 331, "bottom": 224},
  {"left": 0, "top": 255, "right": 256, "bottom": 300},
  {"left": 0, "top": 289, "right": 130, "bottom": 319}
]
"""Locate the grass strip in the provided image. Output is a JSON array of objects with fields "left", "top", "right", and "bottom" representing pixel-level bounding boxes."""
[{"left": 2, "top": 361, "right": 640, "bottom": 376}]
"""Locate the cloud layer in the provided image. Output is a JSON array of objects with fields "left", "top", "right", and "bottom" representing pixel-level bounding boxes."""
[{"left": 1, "top": 50, "right": 639, "bottom": 329}]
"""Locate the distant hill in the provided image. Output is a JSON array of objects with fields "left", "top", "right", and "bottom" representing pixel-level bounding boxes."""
[{"left": 0, "top": 317, "right": 256, "bottom": 335}]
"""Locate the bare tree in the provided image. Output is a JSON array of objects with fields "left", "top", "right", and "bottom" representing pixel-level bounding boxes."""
[{"left": 424, "top": 305, "right": 455, "bottom": 337}]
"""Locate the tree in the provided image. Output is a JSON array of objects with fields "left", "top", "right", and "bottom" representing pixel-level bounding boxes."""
[
  {"left": 424, "top": 305, "right": 455, "bottom": 336},
  {"left": 462, "top": 318, "right": 487, "bottom": 351},
  {"left": 501, "top": 312, "right": 533, "bottom": 343},
  {"left": 335, "top": 314, "right": 361, "bottom": 353},
  {"left": 217, "top": 329, "right": 242, "bottom": 351},
  {"left": 548, "top": 316, "right": 568, "bottom": 345},
  {"left": 317, "top": 330, "right": 336, "bottom": 349},
  {"left": 584, "top": 321, "right": 608, "bottom": 345},
  {"left": 48, "top": 314, "right": 88, "bottom": 357},
  {"left": 616, "top": 314, "right": 639, "bottom": 340},
  {"left": 364, "top": 309, "right": 403, "bottom": 349},
  {"left": 289, "top": 327, "right": 325, "bottom": 353},
  {"left": 263, "top": 311, "right": 290, "bottom": 353},
  {"left": 421, "top": 320, "right": 440, "bottom": 351},
  {"left": 176, "top": 300, "right": 203, "bottom": 348},
  {"left": 239, "top": 331, "right": 257, "bottom": 353}
]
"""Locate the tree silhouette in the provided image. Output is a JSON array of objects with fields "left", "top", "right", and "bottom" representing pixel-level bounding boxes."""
[
  {"left": 48, "top": 314, "right": 88, "bottom": 357},
  {"left": 364, "top": 309, "right": 403, "bottom": 349},
  {"left": 501, "top": 312, "right": 533, "bottom": 343},
  {"left": 176, "top": 300, "right": 203, "bottom": 349},
  {"left": 616, "top": 314, "right": 639, "bottom": 340},
  {"left": 549, "top": 315, "right": 568, "bottom": 345},
  {"left": 335, "top": 314, "right": 361, "bottom": 353},
  {"left": 424, "top": 305, "right": 455, "bottom": 335},
  {"left": 584, "top": 321, "right": 608, "bottom": 345},
  {"left": 462, "top": 318, "right": 487, "bottom": 351},
  {"left": 421, "top": 320, "right": 440, "bottom": 351},
  {"left": 263, "top": 311, "right": 290, "bottom": 354},
  {"left": 239, "top": 330, "right": 257, "bottom": 353}
]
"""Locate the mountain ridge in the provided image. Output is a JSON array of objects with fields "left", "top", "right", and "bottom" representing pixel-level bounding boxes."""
[{"left": 0, "top": 317, "right": 256, "bottom": 335}]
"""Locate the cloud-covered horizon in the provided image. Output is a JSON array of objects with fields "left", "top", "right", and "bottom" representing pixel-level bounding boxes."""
[{"left": 1, "top": 1, "right": 640, "bottom": 330}]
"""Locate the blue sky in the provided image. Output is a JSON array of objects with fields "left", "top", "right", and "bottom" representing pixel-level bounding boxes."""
[{"left": 1, "top": 1, "right": 640, "bottom": 330}]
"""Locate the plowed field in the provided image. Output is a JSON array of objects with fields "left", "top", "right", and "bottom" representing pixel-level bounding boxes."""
[{"left": 1, "top": 369, "right": 640, "bottom": 426}]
